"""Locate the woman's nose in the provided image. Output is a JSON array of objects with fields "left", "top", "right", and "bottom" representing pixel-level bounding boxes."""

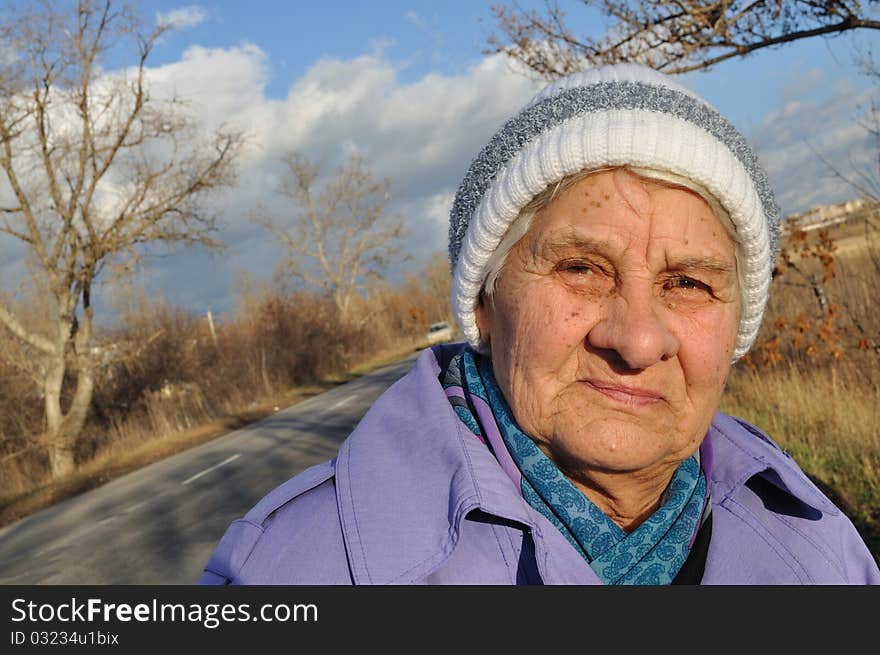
[{"left": 586, "top": 284, "right": 679, "bottom": 370}]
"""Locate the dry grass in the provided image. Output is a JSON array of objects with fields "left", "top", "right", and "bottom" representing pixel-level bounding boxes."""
[
  {"left": 721, "top": 359, "right": 880, "bottom": 553},
  {"left": 0, "top": 341, "right": 427, "bottom": 529},
  {"left": 0, "top": 254, "right": 452, "bottom": 527},
  {"left": 0, "top": 395, "right": 305, "bottom": 527}
]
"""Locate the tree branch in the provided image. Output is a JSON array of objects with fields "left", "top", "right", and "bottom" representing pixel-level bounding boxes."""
[
  {"left": 666, "top": 18, "right": 880, "bottom": 73},
  {"left": 0, "top": 303, "right": 56, "bottom": 355},
  {"left": 489, "top": 1, "right": 880, "bottom": 77}
]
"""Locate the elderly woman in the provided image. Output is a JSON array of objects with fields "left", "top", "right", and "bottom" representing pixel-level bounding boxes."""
[{"left": 200, "top": 64, "right": 879, "bottom": 585}]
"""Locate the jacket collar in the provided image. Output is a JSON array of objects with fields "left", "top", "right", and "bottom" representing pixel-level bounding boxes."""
[
  {"left": 335, "top": 346, "right": 837, "bottom": 584},
  {"left": 706, "top": 412, "right": 838, "bottom": 516},
  {"left": 335, "top": 344, "right": 548, "bottom": 584}
]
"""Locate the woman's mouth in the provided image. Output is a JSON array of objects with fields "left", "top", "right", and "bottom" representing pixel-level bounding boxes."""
[{"left": 582, "top": 379, "right": 665, "bottom": 407}]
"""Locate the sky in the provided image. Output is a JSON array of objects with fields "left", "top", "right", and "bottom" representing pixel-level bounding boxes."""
[{"left": 1, "top": 0, "right": 878, "bottom": 325}]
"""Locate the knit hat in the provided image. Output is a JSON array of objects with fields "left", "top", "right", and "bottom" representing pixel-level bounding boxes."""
[{"left": 448, "top": 63, "right": 780, "bottom": 361}]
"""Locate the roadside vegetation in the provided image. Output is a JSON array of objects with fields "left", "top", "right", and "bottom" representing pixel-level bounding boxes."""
[
  {"left": 0, "top": 253, "right": 454, "bottom": 527},
  {"left": 721, "top": 211, "right": 880, "bottom": 562}
]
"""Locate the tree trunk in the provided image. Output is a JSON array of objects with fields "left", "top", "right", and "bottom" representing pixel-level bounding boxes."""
[
  {"left": 47, "top": 439, "right": 76, "bottom": 479},
  {"left": 43, "top": 329, "right": 96, "bottom": 481},
  {"left": 809, "top": 273, "right": 829, "bottom": 313},
  {"left": 334, "top": 289, "right": 350, "bottom": 323},
  {"left": 43, "top": 349, "right": 71, "bottom": 477}
]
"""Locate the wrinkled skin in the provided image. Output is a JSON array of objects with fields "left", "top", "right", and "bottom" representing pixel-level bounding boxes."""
[{"left": 476, "top": 169, "right": 741, "bottom": 530}]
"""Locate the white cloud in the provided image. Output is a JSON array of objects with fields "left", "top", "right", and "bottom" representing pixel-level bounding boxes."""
[
  {"left": 5, "top": 39, "right": 871, "bottom": 320},
  {"left": 405, "top": 11, "right": 427, "bottom": 29},
  {"left": 779, "top": 67, "right": 827, "bottom": 103},
  {"left": 136, "top": 47, "right": 879, "bottom": 316},
  {"left": 156, "top": 5, "right": 208, "bottom": 30},
  {"left": 137, "top": 45, "right": 542, "bottom": 213},
  {"left": 145, "top": 43, "right": 271, "bottom": 132},
  {"left": 65, "top": 46, "right": 542, "bottom": 318},
  {"left": 754, "top": 79, "right": 876, "bottom": 216}
]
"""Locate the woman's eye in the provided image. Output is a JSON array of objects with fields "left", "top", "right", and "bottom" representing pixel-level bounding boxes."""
[
  {"left": 558, "top": 260, "right": 597, "bottom": 275},
  {"left": 665, "top": 276, "right": 709, "bottom": 293},
  {"left": 554, "top": 259, "right": 614, "bottom": 293}
]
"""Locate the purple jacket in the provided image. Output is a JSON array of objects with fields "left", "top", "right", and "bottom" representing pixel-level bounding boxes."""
[{"left": 200, "top": 345, "right": 880, "bottom": 584}]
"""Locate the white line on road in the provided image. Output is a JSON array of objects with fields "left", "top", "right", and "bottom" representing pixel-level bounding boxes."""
[
  {"left": 121, "top": 500, "right": 152, "bottom": 514},
  {"left": 182, "top": 454, "right": 241, "bottom": 486},
  {"left": 330, "top": 395, "right": 357, "bottom": 410}
]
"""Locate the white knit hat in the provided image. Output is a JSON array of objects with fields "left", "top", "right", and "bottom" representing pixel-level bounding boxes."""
[{"left": 448, "top": 63, "right": 780, "bottom": 361}]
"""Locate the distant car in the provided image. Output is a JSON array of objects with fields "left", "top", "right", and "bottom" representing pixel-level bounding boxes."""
[{"left": 426, "top": 321, "right": 453, "bottom": 344}]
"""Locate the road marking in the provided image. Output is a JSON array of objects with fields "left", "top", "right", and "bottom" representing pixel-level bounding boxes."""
[
  {"left": 122, "top": 500, "right": 151, "bottom": 514},
  {"left": 331, "top": 395, "right": 357, "bottom": 410},
  {"left": 182, "top": 454, "right": 241, "bottom": 485}
]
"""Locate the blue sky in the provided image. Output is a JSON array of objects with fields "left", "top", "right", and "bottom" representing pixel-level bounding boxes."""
[
  {"left": 1, "top": 1, "right": 878, "bottom": 324},
  {"left": 141, "top": 1, "right": 875, "bottom": 132},
  {"left": 145, "top": 1, "right": 503, "bottom": 89}
]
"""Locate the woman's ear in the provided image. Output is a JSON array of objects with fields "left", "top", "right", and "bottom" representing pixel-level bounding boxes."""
[{"left": 474, "top": 293, "right": 492, "bottom": 346}]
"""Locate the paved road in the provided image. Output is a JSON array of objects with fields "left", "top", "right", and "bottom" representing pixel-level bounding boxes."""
[{"left": 0, "top": 352, "right": 420, "bottom": 584}]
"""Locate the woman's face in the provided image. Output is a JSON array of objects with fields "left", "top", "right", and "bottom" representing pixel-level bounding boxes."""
[{"left": 476, "top": 169, "right": 740, "bottom": 486}]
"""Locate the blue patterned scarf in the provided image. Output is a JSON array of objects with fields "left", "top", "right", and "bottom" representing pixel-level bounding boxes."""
[{"left": 442, "top": 347, "right": 711, "bottom": 585}]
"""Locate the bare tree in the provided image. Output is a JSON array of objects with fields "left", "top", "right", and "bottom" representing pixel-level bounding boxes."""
[
  {"left": 421, "top": 251, "right": 454, "bottom": 324},
  {"left": 257, "top": 151, "right": 406, "bottom": 323},
  {"left": 488, "top": 1, "right": 880, "bottom": 79},
  {"left": 812, "top": 45, "right": 880, "bottom": 335},
  {"left": 0, "top": 0, "right": 243, "bottom": 478}
]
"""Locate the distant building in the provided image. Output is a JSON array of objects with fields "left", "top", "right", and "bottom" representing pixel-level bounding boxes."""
[{"left": 782, "top": 198, "right": 880, "bottom": 233}]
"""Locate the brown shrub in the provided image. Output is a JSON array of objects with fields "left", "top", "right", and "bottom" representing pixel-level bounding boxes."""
[{"left": 0, "top": 250, "right": 455, "bottom": 504}]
